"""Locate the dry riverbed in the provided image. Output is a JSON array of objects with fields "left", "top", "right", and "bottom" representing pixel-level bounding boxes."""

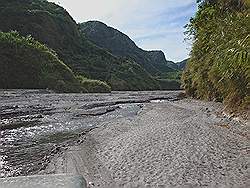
[{"left": 0, "top": 90, "right": 249, "bottom": 187}]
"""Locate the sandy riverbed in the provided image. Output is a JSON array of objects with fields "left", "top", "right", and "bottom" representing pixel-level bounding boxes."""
[{"left": 45, "top": 97, "right": 249, "bottom": 187}]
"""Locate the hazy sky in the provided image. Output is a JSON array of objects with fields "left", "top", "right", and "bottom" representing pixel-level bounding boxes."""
[{"left": 48, "top": 0, "right": 197, "bottom": 62}]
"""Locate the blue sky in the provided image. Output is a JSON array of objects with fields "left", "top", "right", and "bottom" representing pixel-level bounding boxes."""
[{"left": 48, "top": 0, "right": 197, "bottom": 62}]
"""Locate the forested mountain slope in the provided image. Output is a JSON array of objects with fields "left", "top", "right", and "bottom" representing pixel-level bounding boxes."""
[
  {"left": 0, "top": 0, "right": 159, "bottom": 91},
  {"left": 79, "top": 21, "right": 175, "bottom": 76},
  {"left": 0, "top": 31, "right": 90, "bottom": 93}
]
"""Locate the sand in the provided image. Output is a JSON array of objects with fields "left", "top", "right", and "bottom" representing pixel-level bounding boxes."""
[{"left": 45, "top": 98, "right": 249, "bottom": 187}]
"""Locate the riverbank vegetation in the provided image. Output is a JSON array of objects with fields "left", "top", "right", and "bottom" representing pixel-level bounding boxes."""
[{"left": 182, "top": 0, "right": 249, "bottom": 111}]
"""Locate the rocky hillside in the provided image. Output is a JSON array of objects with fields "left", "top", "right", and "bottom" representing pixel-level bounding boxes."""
[
  {"left": 0, "top": 0, "right": 159, "bottom": 91},
  {"left": 79, "top": 21, "right": 175, "bottom": 76}
]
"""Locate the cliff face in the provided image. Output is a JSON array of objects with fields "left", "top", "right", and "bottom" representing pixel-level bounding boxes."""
[
  {"left": 79, "top": 21, "right": 175, "bottom": 76},
  {"left": 0, "top": 0, "right": 159, "bottom": 90}
]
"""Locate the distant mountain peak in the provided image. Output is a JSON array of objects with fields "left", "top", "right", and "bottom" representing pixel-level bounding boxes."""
[{"left": 80, "top": 21, "right": 175, "bottom": 75}]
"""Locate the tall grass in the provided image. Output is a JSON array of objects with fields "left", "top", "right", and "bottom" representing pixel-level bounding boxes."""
[{"left": 182, "top": 0, "right": 249, "bottom": 111}]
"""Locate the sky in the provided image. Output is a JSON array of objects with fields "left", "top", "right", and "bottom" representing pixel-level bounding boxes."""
[{"left": 48, "top": 0, "right": 197, "bottom": 62}]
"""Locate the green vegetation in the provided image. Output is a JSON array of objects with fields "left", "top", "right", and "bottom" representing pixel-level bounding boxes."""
[
  {"left": 176, "top": 59, "right": 188, "bottom": 70},
  {"left": 79, "top": 21, "right": 175, "bottom": 76},
  {"left": 182, "top": 0, "right": 249, "bottom": 111},
  {"left": 0, "top": 0, "right": 187, "bottom": 91},
  {"left": 0, "top": 31, "right": 82, "bottom": 92},
  {"left": 0, "top": 0, "right": 161, "bottom": 91},
  {"left": 157, "top": 79, "right": 181, "bottom": 90},
  {"left": 77, "top": 76, "right": 111, "bottom": 93},
  {"left": 154, "top": 71, "right": 182, "bottom": 90},
  {"left": 156, "top": 71, "right": 182, "bottom": 80},
  {"left": 0, "top": 31, "right": 111, "bottom": 93},
  {"left": 80, "top": 21, "right": 185, "bottom": 90}
]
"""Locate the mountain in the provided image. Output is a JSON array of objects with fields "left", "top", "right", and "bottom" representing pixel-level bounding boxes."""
[
  {"left": 164, "top": 61, "right": 178, "bottom": 70},
  {"left": 163, "top": 59, "right": 188, "bottom": 70},
  {"left": 176, "top": 59, "right": 188, "bottom": 70},
  {"left": 79, "top": 21, "right": 175, "bottom": 76},
  {"left": 0, "top": 31, "right": 88, "bottom": 93},
  {"left": 0, "top": 0, "right": 159, "bottom": 91}
]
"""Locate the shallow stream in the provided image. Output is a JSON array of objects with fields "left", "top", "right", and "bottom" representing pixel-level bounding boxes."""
[{"left": 0, "top": 90, "right": 181, "bottom": 178}]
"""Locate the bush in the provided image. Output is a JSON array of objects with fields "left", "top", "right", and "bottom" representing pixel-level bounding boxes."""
[{"left": 77, "top": 75, "right": 111, "bottom": 93}]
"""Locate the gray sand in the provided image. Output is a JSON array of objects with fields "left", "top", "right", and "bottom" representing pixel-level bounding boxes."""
[{"left": 45, "top": 99, "right": 249, "bottom": 187}]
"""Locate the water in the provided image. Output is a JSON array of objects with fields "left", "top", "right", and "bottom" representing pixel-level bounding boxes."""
[{"left": 0, "top": 90, "right": 180, "bottom": 178}]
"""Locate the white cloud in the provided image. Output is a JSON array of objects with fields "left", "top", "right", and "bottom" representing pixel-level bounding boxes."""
[
  {"left": 137, "top": 32, "right": 191, "bottom": 62},
  {"left": 48, "top": 0, "right": 196, "bottom": 61}
]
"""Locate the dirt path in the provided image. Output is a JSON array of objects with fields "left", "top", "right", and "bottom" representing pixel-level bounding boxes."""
[{"left": 46, "top": 99, "right": 249, "bottom": 187}]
